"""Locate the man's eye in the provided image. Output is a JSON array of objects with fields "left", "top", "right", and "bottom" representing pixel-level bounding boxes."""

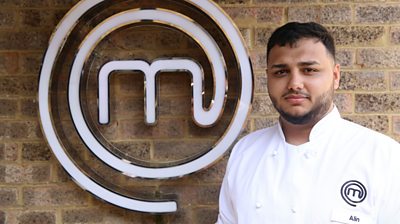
[
  {"left": 304, "top": 68, "right": 318, "bottom": 73},
  {"left": 274, "top": 70, "right": 288, "bottom": 76}
]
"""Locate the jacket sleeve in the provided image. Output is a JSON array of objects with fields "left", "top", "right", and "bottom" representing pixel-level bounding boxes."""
[
  {"left": 377, "top": 142, "right": 400, "bottom": 224},
  {"left": 216, "top": 140, "right": 244, "bottom": 224},
  {"left": 216, "top": 171, "right": 236, "bottom": 224}
]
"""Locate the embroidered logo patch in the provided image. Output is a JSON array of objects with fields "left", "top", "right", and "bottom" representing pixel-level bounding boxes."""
[{"left": 341, "top": 180, "right": 367, "bottom": 207}]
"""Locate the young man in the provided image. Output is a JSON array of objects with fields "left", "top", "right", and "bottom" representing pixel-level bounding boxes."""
[{"left": 217, "top": 22, "right": 400, "bottom": 223}]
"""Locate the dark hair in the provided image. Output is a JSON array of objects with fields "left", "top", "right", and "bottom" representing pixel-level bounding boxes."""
[{"left": 266, "top": 22, "right": 335, "bottom": 61}]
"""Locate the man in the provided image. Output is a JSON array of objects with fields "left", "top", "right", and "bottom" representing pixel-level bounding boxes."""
[{"left": 217, "top": 22, "right": 400, "bottom": 223}]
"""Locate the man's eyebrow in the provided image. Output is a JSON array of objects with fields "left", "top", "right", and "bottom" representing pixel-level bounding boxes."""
[
  {"left": 298, "top": 60, "right": 320, "bottom": 66},
  {"left": 269, "top": 61, "right": 320, "bottom": 69},
  {"left": 270, "top": 64, "right": 288, "bottom": 69}
]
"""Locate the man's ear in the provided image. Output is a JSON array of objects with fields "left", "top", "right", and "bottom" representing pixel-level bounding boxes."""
[{"left": 333, "top": 63, "right": 341, "bottom": 90}]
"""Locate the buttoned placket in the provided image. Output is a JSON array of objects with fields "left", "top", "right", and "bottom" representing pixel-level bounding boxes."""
[{"left": 280, "top": 141, "right": 319, "bottom": 223}]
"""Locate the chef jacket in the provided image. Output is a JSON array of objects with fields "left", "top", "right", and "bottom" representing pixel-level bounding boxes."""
[{"left": 217, "top": 107, "right": 400, "bottom": 224}]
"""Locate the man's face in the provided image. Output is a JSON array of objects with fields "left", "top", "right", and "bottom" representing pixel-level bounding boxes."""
[{"left": 266, "top": 38, "right": 340, "bottom": 125}]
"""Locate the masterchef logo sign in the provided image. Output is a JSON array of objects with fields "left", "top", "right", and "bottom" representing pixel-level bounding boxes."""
[{"left": 38, "top": 0, "right": 253, "bottom": 213}]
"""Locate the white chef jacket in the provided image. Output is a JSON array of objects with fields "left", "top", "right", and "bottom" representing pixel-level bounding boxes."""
[{"left": 217, "top": 107, "right": 400, "bottom": 224}]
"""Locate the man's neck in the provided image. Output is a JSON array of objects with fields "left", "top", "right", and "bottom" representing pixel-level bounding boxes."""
[
  {"left": 280, "top": 105, "right": 334, "bottom": 146},
  {"left": 280, "top": 118, "right": 315, "bottom": 145}
]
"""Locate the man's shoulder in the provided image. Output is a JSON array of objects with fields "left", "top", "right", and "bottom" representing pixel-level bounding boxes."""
[
  {"left": 239, "top": 125, "right": 278, "bottom": 145},
  {"left": 226, "top": 125, "right": 279, "bottom": 174},
  {"left": 341, "top": 117, "right": 400, "bottom": 147},
  {"left": 229, "top": 125, "right": 279, "bottom": 158}
]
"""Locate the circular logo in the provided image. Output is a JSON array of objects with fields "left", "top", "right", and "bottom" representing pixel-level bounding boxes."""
[
  {"left": 341, "top": 180, "right": 367, "bottom": 207},
  {"left": 38, "top": 0, "right": 253, "bottom": 213}
]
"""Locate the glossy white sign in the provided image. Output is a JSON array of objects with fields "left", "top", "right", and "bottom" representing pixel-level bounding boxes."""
[{"left": 38, "top": 0, "right": 253, "bottom": 213}]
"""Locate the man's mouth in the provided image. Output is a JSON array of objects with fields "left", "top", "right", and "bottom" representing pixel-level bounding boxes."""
[{"left": 283, "top": 92, "right": 310, "bottom": 104}]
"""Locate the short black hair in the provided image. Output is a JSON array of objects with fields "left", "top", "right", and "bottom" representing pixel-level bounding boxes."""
[{"left": 266, "top": 22, "right": 335, "bottom": 62}]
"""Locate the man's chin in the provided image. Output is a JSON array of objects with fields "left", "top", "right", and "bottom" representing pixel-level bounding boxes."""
[
  {"left": 281, "top": 109, "right": 309, "bottom": 118},
  {"left": 279, "top": 110, "right": 313, "bottom": 125}
]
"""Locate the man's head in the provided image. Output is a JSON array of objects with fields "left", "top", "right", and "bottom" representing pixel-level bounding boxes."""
[
  {"left": 267, "top": 22, "right": 336, "bottom": 63},
  {"left": 266, "top": 22, "right": 340, "bottom": 126}
]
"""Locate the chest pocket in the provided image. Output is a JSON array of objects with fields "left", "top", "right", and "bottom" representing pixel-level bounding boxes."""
[{"left": 330, "top": 208, "right": 374, "bottom": 224}]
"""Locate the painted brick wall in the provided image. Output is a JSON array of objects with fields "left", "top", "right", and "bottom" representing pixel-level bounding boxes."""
[{"left": 1, "top": 0, "right": 400, "bottom": 223}]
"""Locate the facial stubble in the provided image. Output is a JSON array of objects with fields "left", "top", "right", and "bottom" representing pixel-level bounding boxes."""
[{"left": 270, "top": 84, "right": 335, "bottom": 125}]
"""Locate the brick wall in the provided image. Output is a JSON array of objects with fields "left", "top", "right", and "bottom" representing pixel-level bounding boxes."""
[{"left": 1, "top": 0, "right": 400, "bottom": 223}]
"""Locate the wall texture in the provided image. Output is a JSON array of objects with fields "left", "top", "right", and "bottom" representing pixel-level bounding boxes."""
[{"left": 1, "top": 0, "right": 400, "bottom": 223}]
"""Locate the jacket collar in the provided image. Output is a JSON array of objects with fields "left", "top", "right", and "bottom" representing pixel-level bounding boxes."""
[{"left": 276, "top": 106, "right": 341, "bottom": 144}]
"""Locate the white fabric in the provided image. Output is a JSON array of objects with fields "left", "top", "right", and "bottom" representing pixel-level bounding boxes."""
[{"left": 217, "top": 107, "right": 400, "bottom": 224}]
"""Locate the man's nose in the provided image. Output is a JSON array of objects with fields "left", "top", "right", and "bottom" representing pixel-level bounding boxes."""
[{"left": 287, "top": 71, "right": 304, "bottom": 91}]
